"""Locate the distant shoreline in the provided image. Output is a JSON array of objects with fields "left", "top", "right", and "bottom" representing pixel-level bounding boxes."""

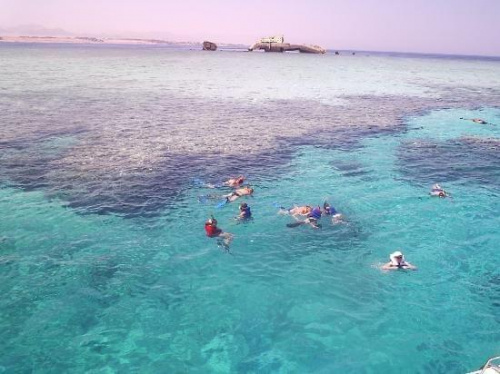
[
  {"left": 1, "top": 35, "right": 499, "bottom": 59},
  {"left": 0, "top": 35, "right": 247, "bottom": 49}
]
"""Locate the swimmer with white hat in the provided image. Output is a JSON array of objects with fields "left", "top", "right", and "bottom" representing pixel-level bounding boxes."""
[{"left": 382, "top": 250, "right": 417, "bottom": 270}]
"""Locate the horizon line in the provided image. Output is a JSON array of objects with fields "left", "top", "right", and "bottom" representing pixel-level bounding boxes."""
[{"left": 1, "top": 34, "right": 499, "bottom": 59}]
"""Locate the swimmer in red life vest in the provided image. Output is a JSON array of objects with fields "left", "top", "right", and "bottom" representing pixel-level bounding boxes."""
[{"left": 204, "top": 215, "right": 233, "bottom": 250}]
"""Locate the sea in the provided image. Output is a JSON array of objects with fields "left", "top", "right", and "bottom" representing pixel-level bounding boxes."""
[{"left": 0, "top": 43, "right": 499, "bottom": 373}]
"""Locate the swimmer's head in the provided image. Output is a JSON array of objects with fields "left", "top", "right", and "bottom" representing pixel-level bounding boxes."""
[
  {"left": 240, "top": 203, "right": 248, "bottom": 210},
  {"left": 390, "top": 251, "right": 404, "bottom": 263}
]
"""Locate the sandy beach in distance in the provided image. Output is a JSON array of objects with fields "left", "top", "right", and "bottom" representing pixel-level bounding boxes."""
[
  {"left": 0, "top": 35, "right": 199, "bottom": 46},
  {"left": 0, "top": 35, "right": 246, "bottom": 48}
]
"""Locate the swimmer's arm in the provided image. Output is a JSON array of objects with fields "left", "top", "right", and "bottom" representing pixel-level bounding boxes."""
[
  {"left": 381, "top": 262, "right": 396, "bottom": 270},
  {"left": 404, "top": 263, "right": 418, "bottom": 270}
]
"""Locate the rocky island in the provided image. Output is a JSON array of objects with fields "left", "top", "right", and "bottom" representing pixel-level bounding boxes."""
[{"left": 248, "top": 35, "right": 326, "bottom": 54}]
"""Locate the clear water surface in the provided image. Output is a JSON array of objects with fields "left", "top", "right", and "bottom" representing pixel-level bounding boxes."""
[{"left": 0, "top": 43, "right": 499, "bottom": 373}]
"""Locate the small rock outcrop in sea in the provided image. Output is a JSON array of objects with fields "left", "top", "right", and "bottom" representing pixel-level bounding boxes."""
[
  {"left": 202, "top": 41, "right": 217, "bottom": 51},
  {"left": 248, "top": 35, "right": 325, "bottom": 54}
]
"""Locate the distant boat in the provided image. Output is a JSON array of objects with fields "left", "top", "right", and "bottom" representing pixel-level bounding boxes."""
[
  {"left": 248, "top": 35, "right": 325, "bottom": 54},
  {"left": 202, "top": 41, "right": 217, "bottom": 51}
]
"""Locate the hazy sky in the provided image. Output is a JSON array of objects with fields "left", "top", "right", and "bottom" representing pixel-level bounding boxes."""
[{"left": 1, "top": 0, "right": 500, "bottom": 55}]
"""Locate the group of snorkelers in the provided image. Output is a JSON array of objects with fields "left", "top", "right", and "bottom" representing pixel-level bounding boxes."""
[
  {"left": 201, "top": 174, "right": 348, "bottom": 248},
  {"left": 201, "top": 174, "right": 451, "bottom": 269},
  {"left": 202, "top": 175, "right": 252, "bottom": 250},
  {"left": 201, "top": 113, "right": 491, "bottom": 261}
]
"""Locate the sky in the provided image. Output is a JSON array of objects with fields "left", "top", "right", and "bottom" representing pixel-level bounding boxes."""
[{"left": 1, "top": 0, "right": 500, "bottom": 56}]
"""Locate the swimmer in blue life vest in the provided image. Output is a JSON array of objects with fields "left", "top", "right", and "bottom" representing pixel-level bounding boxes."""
[
  {"left": 430, "top": 184, "right": 449, "bottom": 198},
  {"left": 287, "top": 206, "right": 322, "bottom": 229},
  {"left": 382, "top": 251, "right": 417, "bottom": 270},
  {"left": 322, "top": 201, "right": 345, "bottom": 224},
  {"left": 236, "top": 203, "right": 252, "bottom": 221}
]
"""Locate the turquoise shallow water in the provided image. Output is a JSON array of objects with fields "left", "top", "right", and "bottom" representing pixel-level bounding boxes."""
[{"left": 0, "top": 44, "right": 499, "bottom": 373}]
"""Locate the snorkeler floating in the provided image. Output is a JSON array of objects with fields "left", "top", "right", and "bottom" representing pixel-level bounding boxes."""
[
  {"left": 204, "top": 215, "right": 233, "bottom": 250},
  {"left": 277, "top": 205, "right": 312, "bottom": 217},
  {"left": 280, "top": 202, "right": 345, "bottom": 228},
  {"left": 381, "top": 250, "right": 417, "bottom": 270},
  {"left": 460, "top": 117, "right": 488, "bottom": 125},
  {"left": 287, "top": 205, "right": 322, "bottom": 229},
  {"left": 223, "top": 175, "right": 246, "bottom": 188},
  {"left": 195, "top": 175, "right": 246, "bottom": 189},
  {"left": 429, "top": 184, "right": 450, "bottom": 198},
  {"left": 198, "top": 186, "right": 254, "bottom": 206},
  {"left": 224, "top": 186, "right": 254, "bottom": 203}
]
